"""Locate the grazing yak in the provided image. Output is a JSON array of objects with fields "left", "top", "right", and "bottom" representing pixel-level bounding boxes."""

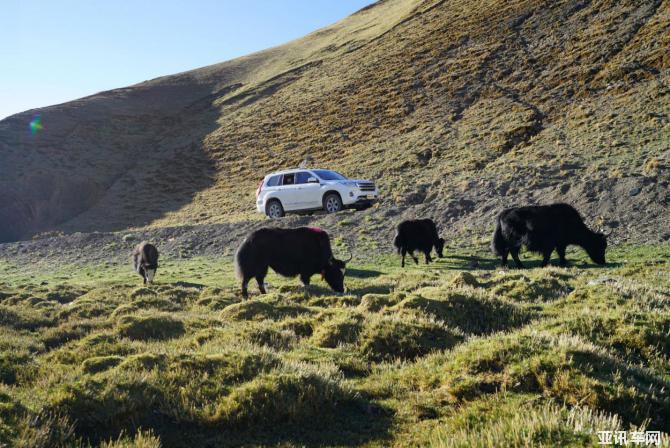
[
  {"left": 235, "top": 227, "right": 352, "bottom": 298},
  {"left": 393, "top": 218, "right": 445, "bottom": 267},
  {"left": 492, "top": 203, "right": 607, "bottom": 268},
  {"left": 132, "top": 241, "right": 159, "bottom": 284}
]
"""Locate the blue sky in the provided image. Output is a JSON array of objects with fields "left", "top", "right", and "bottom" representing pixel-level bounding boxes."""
[{"left": 0, "top": 0, "right": 373, "bottom": 119}]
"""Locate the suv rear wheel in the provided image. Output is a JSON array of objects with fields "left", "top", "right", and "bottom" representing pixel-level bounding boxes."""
[
  {"left": 323, "top": 193, "right": 343, "bottom": 214},
  {"left": 266, "top": 200, "right": 284, "bottom": 219}
]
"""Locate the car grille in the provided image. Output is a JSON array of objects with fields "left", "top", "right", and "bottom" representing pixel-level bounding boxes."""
[{"left": 358, "top": 182, "right": 376, "bottom": 191}]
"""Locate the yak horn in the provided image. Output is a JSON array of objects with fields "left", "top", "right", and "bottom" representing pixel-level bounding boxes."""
[{"left": 343, "top": 246, "right": 353, "bottom": 263}]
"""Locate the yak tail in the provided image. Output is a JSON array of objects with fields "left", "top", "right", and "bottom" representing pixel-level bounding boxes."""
[
  {"left": 491, "top": 217, "right": 506, "bottom": 256},
  {"left": 393, "top": 233, "right": 402, "bottom": 254},
  {"left": 234, "top": 246, "right": 244, "bottom": 280}
]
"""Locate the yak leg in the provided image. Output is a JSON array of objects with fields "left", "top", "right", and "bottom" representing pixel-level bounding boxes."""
[
  {"left": 511, "top": 248, "right": 524, "bottom": 269},
  {"left": 256, "top": 276, "right": 267, "bottom": 294},
  {"left": 241, "top": 278, "right": 250, "bottom": 299},
  {"left": 541, "top": 249, "right": 552, "bottom": 267},
  {"left": 300, "top": 273, "right": 311, "bottom": 286},
  {"left": 424, "top": 250, "right": 432, "bottom": 264},
  {"left": 500, "top": 248, "right": 509, "bottom": 267},
  {"left": 300, "top": 273, "right": 312, "bottom": 295},
  {"left": 556, "top": 245, "right": 567, "bottom": 267},
  {"left": 255, "top": 265, "right": 269, "bottom": 294},
  {"left": 400, "top": 249, "right": 407, "bottom": 267},
  {"left": 410, "top": 251, "right": 419, "bottom": 265}
]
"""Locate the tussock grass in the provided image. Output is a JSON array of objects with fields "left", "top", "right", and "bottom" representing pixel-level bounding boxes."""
[
  {"left": 393, "top": 288, "right": 532, "bottom": 335},
  {"left": 430, "top": 396, "right": 626, "bottom": 448},
  {"left": 311, "top": 311, "right": 364, "bottom": 348},
  {"left": 115, "top": 313, "right": 185, "bottom": 341},
  {"left": 359, "top": 314, "right": 464, "bottom": 362},
  {"left": 0, "top": 246, "right": 668, "bottom": 446}
]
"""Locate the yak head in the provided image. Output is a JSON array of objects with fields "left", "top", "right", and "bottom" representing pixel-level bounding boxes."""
[
  {"left": 435, "top": 237, "right": 446, "bottom": 258},
  {"left": 585, "top": 232, "right": 608, "bottom": 265},
  {"left": 143, "top": 263, "right": 158, "bottom": 284},
  {"left": 322, "top": 255, "right": 351, "bottom": 293}
]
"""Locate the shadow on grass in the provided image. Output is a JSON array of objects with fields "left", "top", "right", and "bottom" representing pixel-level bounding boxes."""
[
  {"left": 440, "top": 255, "right": 500, "bottom": 271},
  {"left": 569, "top": 349, "right": 670, "bottom": 430},
  {"left": 192, "top": 402, "right": 394, "bottom": 448},
  {"left": 346, "top": 268, "right": 383, "bottom": 279},
  {"left": 172, "top": 281, "right": 207, "bottom": 289},
  {"left": 442, "top": 255, "right": 621, "bottom": 271},
  {"left": 83, "top": 401, "right": 394, "bottom": 448},
  {"left": 349, "top": 284, "right": 393, "bottom": 296}
]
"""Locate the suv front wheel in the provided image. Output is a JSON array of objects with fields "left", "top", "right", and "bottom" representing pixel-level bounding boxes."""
[
  {"left": 323, "top": 193, "right": 343, "bottom": 214},
  {"left": 265, "top": 200, "right": 285, "bottom": 219}
]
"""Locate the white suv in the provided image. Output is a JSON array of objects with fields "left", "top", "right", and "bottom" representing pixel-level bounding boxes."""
[{"left": 256, "top": 169, "right": 379, "bottom": 218}]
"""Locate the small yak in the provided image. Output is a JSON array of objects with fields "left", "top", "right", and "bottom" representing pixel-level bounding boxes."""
[
  {"left": 235, "top": 227, "right": 351, "bottom": 298},
  {"left": 393, "top": 218, "right": 445, "bottom": 267},
  {"left": 492, "top": 203, "right": 607, "bottom": 268},
  {"left": 132, "top": 241, "right": 159, "bottom": 284}
]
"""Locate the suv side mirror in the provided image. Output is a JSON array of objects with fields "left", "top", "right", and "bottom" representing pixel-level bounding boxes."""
[{"left": 307, "top": 177, "right": 319, "bottom": 183}]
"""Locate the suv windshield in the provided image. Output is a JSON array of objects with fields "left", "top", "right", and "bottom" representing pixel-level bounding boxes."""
[{"left": 312, "top": 170, "right": 347, "bottom": 181}]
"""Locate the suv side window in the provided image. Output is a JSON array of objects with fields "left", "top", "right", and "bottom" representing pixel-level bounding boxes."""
[
  {"left": 282, "top": 173, "right": 295, "bottom": 185},
  {"left": 266, "top": 175, "right": 281, "bottom": 187},
  {"left": 295, "top": 172, "right": 311, "bottom": 184}
]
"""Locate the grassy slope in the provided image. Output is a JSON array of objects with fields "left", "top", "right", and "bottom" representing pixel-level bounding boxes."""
[
  {"left": 99, "top": 0, "right": 670, "bottom": 238},
  {"left": 0, "top": 245, "right": 668, "bottom": 447},
  {"left": 1, "top": 0, "right": 669, "bottom": 242}
]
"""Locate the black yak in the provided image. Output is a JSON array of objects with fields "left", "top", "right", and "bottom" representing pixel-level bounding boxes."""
[
  {"left": 235, "top": 227, "right": 352, "bottom": 298},
  {"left": 132, "top": 241, "right": 159, "bottom": 284},
  {"left": 393, "top": 218, "right": 445, "bottom": 267},
  {"left": 492, "top": 203, "right": 607, "bottom": 268}
]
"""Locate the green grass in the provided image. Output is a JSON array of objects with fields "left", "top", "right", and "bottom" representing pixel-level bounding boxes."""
[{"left": 0, "top": 245, "right": 669, "bottom": 447}]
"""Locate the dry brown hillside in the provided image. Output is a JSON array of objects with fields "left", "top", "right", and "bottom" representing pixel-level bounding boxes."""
[{"left": 1, "top": 0, "right": 669, "bottom": 243}]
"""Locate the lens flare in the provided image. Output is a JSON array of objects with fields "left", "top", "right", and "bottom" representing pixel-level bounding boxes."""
[{"left": 29, "top": 114, "right": 43, "bottom": 135}]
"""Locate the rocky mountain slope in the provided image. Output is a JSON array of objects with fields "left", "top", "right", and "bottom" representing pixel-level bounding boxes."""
[{"left": 1, "top": 0, "right": 669, "bottom": 244}]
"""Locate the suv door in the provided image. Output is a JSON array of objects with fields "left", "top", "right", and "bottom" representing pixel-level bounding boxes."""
[
  {"left": 294, "top": 171, "right": 322, "bottom": 208},
  {"left": 276, "top": 173, "right": 299, "bottom": 210}
]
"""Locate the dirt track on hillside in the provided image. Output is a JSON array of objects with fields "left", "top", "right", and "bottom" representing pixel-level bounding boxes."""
[{"left": 2, "top": 178, "right": 668, "bottom": 271}]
